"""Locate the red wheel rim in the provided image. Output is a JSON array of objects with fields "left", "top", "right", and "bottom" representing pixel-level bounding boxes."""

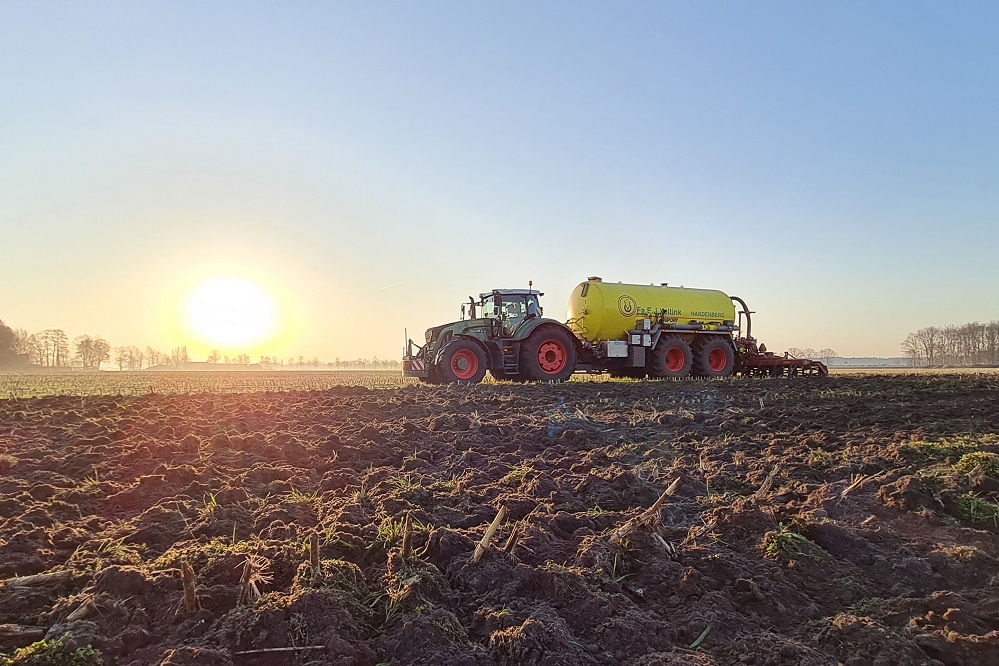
[
  {"left": 665, "top": 347, "right": 685, "bottom": 372},
  {"left": 708, "top": 348, "right": 728, "bottom": 372},
  {"left": 450, "top": 350, "right": 478, "bottom": 380},
  {"left": 537, "top": 340, "right": 567, "bottom": 374}
]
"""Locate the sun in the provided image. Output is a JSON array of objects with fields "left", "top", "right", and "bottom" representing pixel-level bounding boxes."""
[{"left": 182, "top": 276, "right": 278, "bottom": 349}]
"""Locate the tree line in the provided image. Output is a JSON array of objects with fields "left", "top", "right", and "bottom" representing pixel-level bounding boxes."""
[
  {"left": 902, "top": 321, "right": 999, "bottom": 367},
  {"left": 0, "top": 320, "right": 400, "bottom": 371}
]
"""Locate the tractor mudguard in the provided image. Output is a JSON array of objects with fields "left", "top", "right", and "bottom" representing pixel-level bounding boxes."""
[{"left": 511, "top": 317, "right": 575, "bottom": 344}]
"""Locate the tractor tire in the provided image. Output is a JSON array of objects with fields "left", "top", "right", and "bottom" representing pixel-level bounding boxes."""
[
  {"left": 438, "top": 340, "right": 487, "bottom": 384},
  {"left": 692, "top": 336, "right": 736, "bottom": 378},
  {"left": 522, "top": 328, "right": 577, "bottom": 383},
  {"left": 649, "top": 335, "right": 693, "bottom": 379}
]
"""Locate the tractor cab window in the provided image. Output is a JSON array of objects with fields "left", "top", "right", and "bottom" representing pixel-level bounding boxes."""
[
  {"left": 525, "top": 296, "right": 541, "bottom": 318},
  {"left": 480, "top": 298, "right": 498, "bottom": 319},
  {"left": 501, "top": 298, "right": 527, "bottom": 335}
]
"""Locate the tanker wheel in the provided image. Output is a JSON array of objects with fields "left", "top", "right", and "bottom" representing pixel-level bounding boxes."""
[
  {"left": 439, "top": 340, "right": 487, "bottom": 385},
  {"left": 522, "top": 328, "right": 577, "bottom": 382},
  {"left": 650, "top": 335, "right": 693, "bottom": 379},
  {"left": 692, "top": 337, "right": 736, "bottom": 378}
]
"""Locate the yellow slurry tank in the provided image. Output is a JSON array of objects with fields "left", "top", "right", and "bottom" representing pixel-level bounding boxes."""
[{"left": 566, "top": 277, "right": 736, "bottom": 343}]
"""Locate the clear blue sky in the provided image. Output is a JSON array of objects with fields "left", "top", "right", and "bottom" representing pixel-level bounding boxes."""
[{"left": 3, "top": 1, "right": 997, "bottom": 360}]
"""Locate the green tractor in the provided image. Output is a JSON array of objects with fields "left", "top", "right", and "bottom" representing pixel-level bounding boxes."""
[{"left": 403, "top": 288, "right": 577, "bottom": 384}]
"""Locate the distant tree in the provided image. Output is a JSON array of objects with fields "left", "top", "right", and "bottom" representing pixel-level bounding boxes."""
[
  {"left": 74, "top": 335, "right": 111, "bottom": 369},
  {"left": 901, "top": 333, "right": 922, "bottom": 367},
  {"left": 145, "top": 347, "right": 161, "bottom": 368},
  {"left": 818, "top": 349, "right": 837, "bottom": 362},
  {"left": 207, "top": 350, "right": 221, "bottom": 364},
  {"left": 171, "top": 346, "right": 189, "bottom": 365},
  {"left": 122, "top": 346, "right": 143, "bottom": 371},
  {"left": 912, "top": 327, "right": 940, "bottom": 366},
  {"left": 39, "top": 329, "right": 70, "bottom": 367},
  {"left": 14, "top": 328, "right": 40, "bottom": 364},
  {"left": 986, "top": 322, "right": 999, "bottom": 366},
  {"left": 113, "top": 346, "right": 128, "bottom": 371},
  {"left": 0, "top": 320, "right": 18, "bottom": 366}
]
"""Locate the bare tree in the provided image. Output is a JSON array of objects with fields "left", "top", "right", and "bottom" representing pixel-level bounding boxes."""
[
  {"left": 901, "top": 333, "right": 922, "bottom": 367},
  {"left": 911, "top": 327, "right": 940, "bottom": 366},
  {"left": 38, "top": 329, "right": 70, "bottom": 367},
  {"left": 74, "top": 335, "right": 111, "bottom": 369},
  {"left": 207, "top": 350, "right": 221, "bottom": 364},
  {"left": 986, "top": 321, "right": 999, "bottom": 366},
  {"left": 171, "top": 346, "right": 189, "bottom": 366}
]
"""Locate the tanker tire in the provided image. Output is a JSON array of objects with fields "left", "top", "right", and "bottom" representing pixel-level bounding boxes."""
[
  {"left": 438, "top": 340, "right": 487, "bottom": 385},
  {"left": 522, "top": 328, "right": 577, "bottom": 383},
  {"left": 692, "top": 337, "right": 735, "bottom": 378},
  {"left": 650, "top": 335, "right": 693, "bottom": 379}
]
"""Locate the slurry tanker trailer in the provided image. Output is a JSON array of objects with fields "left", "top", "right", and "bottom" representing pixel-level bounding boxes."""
[{"left": 403, "top": 277, "right": 827, "bottom": 384}]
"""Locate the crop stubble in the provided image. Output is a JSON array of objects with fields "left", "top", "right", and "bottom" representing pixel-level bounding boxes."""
[{"left": 0, "top": 373, "right": 997, "bottom": 665}]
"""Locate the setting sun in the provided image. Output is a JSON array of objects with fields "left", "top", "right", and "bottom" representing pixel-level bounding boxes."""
[{"left": 181, "top": 276, "right": 278, "bottom": 350}]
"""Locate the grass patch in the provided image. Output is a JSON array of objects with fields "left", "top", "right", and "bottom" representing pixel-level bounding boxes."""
[
  {"left": 390, "top": 473, "right": 420, "bottom": 493},
  {"left": 900, "top": 434, "right": 998, "bottom": 461},
  {"left": 2, "top": 633, "right": 104, "bottom": 665},
  {"left": 953, "top": 452, "right": 999, "bottom": 477},
  {"left": 953, "top": 493, "right": 999, "bottom": 524},
  {"left": 763, "top": 523, "right": 813, "bottom": 559},
  {"left": 500, "top": 464, "right": 534, "bottom": 487}
]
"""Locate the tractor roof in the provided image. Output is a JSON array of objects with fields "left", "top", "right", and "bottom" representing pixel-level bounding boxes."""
[{"left": 480, "top": 289, "right": 544, "bottom": 299}]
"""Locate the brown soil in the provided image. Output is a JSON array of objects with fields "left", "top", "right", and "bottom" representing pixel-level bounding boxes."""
[{"left": 1, "top": 374, "right": 998, "bottom": 665}]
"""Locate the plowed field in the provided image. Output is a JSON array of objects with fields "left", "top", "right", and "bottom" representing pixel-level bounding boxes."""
[{"left": 1, "top": 373, "right": 998, "bottom": 665}]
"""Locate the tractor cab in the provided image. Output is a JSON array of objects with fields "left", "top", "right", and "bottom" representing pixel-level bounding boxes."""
[{"left": 474, "top": 289, "right": 543, "bottom": 337}]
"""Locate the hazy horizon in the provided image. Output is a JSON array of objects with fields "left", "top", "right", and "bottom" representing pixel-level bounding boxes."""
[{"left": 4, "top": 2, "right": 997, "bottom": 361}]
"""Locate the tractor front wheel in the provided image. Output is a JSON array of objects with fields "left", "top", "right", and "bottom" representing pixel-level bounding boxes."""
[
  {"left": 650, "top": 335, "right": 693, "bottom": 379},
  {"left": 439, "top": 340, "right": 487, "bottom": 384},
  {"left": 522, "top": 328, "right": 577, "bottom": 382}
]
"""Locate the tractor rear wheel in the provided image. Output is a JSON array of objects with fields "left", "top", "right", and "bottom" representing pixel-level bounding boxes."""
[
  {"left": 522, "top": 328, "right": 576, "bottom": 382},
  {"left": 650, "top": 335, "right": 692, "bottom": 379},
  {"left": 439, "top": 340, "right": 487, "bottom": 384},
  {"left": 693, "top": 337, "right": 735, "bottom": 378}
]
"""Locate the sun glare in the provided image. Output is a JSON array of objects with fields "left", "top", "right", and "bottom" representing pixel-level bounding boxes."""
[{"left": 182, "top": 276, "right": 278, "bottom": 349}]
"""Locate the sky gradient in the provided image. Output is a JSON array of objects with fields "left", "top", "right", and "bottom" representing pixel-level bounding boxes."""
[{"left": 3, "top": 1, "right": 997, "bottom": 361}]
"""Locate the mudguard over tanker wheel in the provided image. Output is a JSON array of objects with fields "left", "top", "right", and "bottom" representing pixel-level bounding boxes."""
[
  {"left": 693, "top": 336, "right": 736, "bottom": 378},
  {"left": 522, "top": 328, "right": 576, "bottom": 382},
  {"left": 650, "top": 335, "right": 693, "bottom": 379},
  {"left": 438, "top": 340, "right": 487, "bottom": 384}
]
